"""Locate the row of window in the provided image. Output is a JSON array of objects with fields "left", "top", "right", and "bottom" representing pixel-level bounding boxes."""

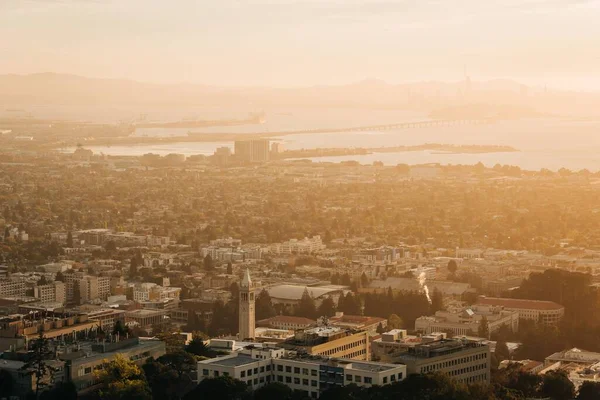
[
  {"left": 421, "top": 352, "right": 488, "bottom": 373},
  {"left": 346, "top": 372, "right": 403, "bottom": 385},
  {"left": 462, "top": 374, "right": 488, "bottom": 384},
  {"left": 276, "top": 365, "right": 318, "bottom": 376},
  {"left": 275, "top": 375, "right": 318, "bottom": 387},
  {"left": 447, "top": 363, "right": 487, "bottom": 377},
  {"left": 240, "top": 364, "right": 271, "bottom": 378},
  {"left": 319, "top": 339, "right": 365, "bottom": 357}
]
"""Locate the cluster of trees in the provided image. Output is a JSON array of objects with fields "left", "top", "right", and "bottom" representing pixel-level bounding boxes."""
[{"left": 503, "top": 269, "right": 600, "bottom": 357}]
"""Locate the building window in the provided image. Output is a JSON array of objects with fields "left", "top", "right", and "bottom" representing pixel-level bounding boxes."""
[
  {"left": 303, "top": 379, "right": 309, "bottom": 386},
  {"left": 286, "top": 377, "right": 292, "bottom": 383},
  {"left": 311, "top": 370, "right": 317, "bottom": 376},
  {"left": 241, "top": 371, "right": 246, "bottom": 378},
  {"left": 254, "top": 368, "right": 258, "bottom": 374},
  {"left": 203, "top": 369, "right": 209, "bottom": 376},
  {"left": 346, "top": 374, "right": 353, "bottom": 381},
  {"left": 278, "top": 376, "right": 283, "bottom": 382},
  {"left": 254, "top": 378, "right": 258, "bottom": 385},
  {"left": 383, "top": 377, "right": 387, "bottom": 384},
  {"left": 311, "top": 380, "right": 317, "bottom": 387},
  {"left": 286, "top": 366, "right": 292, "bottom": 373},
  {"left": 390, "top": 375, "right": 395, "bottom": 382},
  {"left": 214, "top": 371, "right": 220, "bottom": 377},
  {"left": 248, "top": 369, "right": 253, "bottom": 376},
  {"left": 302, "top": 368, "right": 309, "bottom": 375},
  {"left": 294, "top": 378, "right": 301, "bottom": 385},
  {"left": 266, "top": 365, "right": 271, "bottom": 371},
  {"left": 355, "top": 376, "right": 362, "bottom": 383},
  {"left": 364, "top": 377, "right": 372, "bottom": 384},
  {"left": 260, "top": 366, "right": 265, "bottom": 373},
  {"left": 294, "top": 367, "right": 300, "bottom": 374},
  {"left": 277, "top": 365, "right": 283, "bottom": 372}
]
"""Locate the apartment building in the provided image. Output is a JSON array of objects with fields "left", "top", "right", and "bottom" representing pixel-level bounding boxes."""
[
  {"left": 477, "top": 296, "right": 565, "bottom": 325},
  {"left": 65, "top": 272, "right": 111, "bottom": 304},
  {"left": 132, "top": 282, "right": 181, "bottom": 302},
  {"left": 198, "top": 347, "right": 406, "bottom": 398},
  {"left": 0, "top": 277, "right": 26, "bottom": 298},
  {"left": 33, "top": 281, "right": 66, "bottom": 305}
]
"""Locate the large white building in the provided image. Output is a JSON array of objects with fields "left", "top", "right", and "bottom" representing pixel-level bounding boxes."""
[
  {"left": 132, "top": 283, "right": 181, "bottom": 302},
  {"left": 415, "top": 305, "right": 519, "bottom": 338},
  {"left": 477, "top": 296, "right": 564, "bottom": 326},
  {"left": 270, "top": 236, "right": 325, "bottom": 255},
  {"left": 198, "top": 346, "right": 406, "bottom": 398}
]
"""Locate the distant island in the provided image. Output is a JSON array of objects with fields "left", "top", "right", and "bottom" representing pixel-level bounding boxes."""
[{"left": 278, "top": 144, "right": 518, "bottom": 159}]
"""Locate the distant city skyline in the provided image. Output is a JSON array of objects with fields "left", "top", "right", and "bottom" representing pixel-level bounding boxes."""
[{"left": 1, "top": 0, "right": 600, "bottom": 90}]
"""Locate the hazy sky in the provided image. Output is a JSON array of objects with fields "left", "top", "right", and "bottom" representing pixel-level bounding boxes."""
[{"left": 2, "top": 0, "right": 600, "bottom": 89}]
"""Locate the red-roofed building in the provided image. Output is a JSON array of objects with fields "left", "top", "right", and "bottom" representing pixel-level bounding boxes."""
[
  {"left": 477, "top": 296, "right": 564, "bottom": 325},
  {"left": 327, "top": 312, "right": 387, "bottom": 334}
]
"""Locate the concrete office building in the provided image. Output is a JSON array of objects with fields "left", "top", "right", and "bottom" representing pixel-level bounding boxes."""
[
  {"left": 65, "top": 272, "right": 111, "bottom": 304},
  {"left": 198, "top": 346, "right": 406, "bottom": 398},
  {"left": 59, "top": 338, "right": 166, "bottom": 393},
  {"left": 279, "top": 327, "right": 370, "bottom": 361},
  {"left": 394, "top": 333, "right": 491, "bottom": 385},
  {"left": 34, "top": 281, "right": 66, "bottom": 305},
  {"left": 0, "top": 277, "right": 26, "bottom": 298}
]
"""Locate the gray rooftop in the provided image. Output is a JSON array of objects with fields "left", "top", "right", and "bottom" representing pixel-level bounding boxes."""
[{"left": 203, "top": 355, "right": 258, "bottom": 367}]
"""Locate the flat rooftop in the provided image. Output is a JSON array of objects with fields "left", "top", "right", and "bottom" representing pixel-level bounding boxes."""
[{"left": 203, "top": 355, "right": 258, "bottom": 367}]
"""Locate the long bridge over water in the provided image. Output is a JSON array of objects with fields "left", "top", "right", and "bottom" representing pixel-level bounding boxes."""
[{"left": 189, "top": 117, "right": 497, "bottom": 138}]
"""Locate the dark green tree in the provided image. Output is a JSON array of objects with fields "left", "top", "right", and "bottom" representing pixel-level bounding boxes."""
[
  {"left": 142, "top": 359, "right": 178, "bottom": 400},
  {"left": 295, "top": 288, "right": 317, "bottom": 319},
  {"left": 183, "top": 376, "right": 249, "bottom": 400},
  {"left": 253, "top": 382, "right": 293, "bottom": 400},
  {"left": 203, "top": 254, "right": 214, "bottom": 271},
  {"left": 577, "top": 381, "right": 600, "bottom": 400},
  {"left": 540, "top": 370, "right": 575, "bottom": 400},
  {"left": 478, "top": 316, "right": 490, "bottom": 338},
  {"left": 255, "top": 289, "right": 276, "bottom": 321},
  {"left": 0, "top": 369, "right": 14, "bottom": 399},
  {"left": 156, "top": 351, "right": 196, "bottom": 379},
  {"left": 129, "top": 257, "right": 139, "bottom": 278},
  {"left": 317, "top": 297, "right": 336, "bottom": 318},
  {"left": 448, "top": 260, "right": 458, "bottom": 275},
  {"left": 20, "top": 330, "right": 55, "bottom": 399},
  {"left": 495, "top": 340, "right": 510, "bottom": 362}
]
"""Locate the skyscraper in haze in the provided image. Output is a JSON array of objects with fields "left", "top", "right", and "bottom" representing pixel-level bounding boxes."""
[{"left": 234, "top": 139, "right": 270, "bottom": 162}]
